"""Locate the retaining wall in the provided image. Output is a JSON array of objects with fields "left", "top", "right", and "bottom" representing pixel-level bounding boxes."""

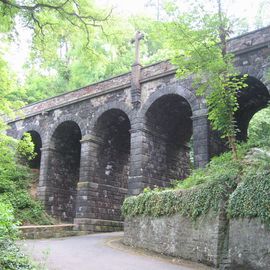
[{"left": 124, "top": 216, "right": 270, "bottom": 269}]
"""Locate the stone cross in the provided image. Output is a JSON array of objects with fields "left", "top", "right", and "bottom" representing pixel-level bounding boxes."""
[{"left": 131, "top": 31, "right": 144, "bottom": 65}]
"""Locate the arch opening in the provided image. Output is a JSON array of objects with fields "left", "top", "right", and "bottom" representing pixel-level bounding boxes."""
[
  {"left": 145, "top": 94, "right": 193, "bottom": 186},
  {"left": 21, "top": 131, "right": 42, "bottom": 199},
  {"left": 235, "top": 76, "right": 270, "bottom": 141},
  {"left": 248, "top": 105, "right": 270, "bottom": 145},
  {"left": 93, "top": 109, "right": 131, "bottom": 221},
  {"left": 48, "top": 121, "right": 82, "bottom": 222},
  {"left": 22, "top": 130, "right": 42, "bottom": 169}
]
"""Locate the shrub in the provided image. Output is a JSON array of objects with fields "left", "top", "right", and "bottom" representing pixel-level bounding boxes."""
[
  {"left": 228, "top": 160, "right": 270, "bottom": 224},
  {"left": 122, "top": 175, "right": 237, "bottom": 220},
  {"left": 0, "top": 240, "right": 35, "bottom": 270},
  {"left": 0, "top": 202, "right": 35, "bottom": 270},
  {"left": 0, "top": 201, "right": 18, "bottom": 240},
  {"left": 122, "top": 144, "right": 270, "bottom": 225}
]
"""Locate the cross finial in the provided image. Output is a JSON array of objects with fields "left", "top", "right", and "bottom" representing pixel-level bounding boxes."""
[{"left": 131, "top": 31, "right": 144, "bottom": 65}]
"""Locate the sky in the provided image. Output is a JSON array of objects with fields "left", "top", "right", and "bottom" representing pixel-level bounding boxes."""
[{"left": 4, "top": 0, "right": 270, "bottom": 78}]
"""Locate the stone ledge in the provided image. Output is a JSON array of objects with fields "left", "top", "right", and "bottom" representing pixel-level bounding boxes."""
[
  {"left": 19, "top": 224, "right": 88, "bottom": 239},
  {"left": 74, "top": 218, "right": 123, "bottom": 233}
]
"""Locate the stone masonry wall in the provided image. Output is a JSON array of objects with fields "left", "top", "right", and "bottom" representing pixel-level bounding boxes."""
[
  {"left": 229, "top": 219, "right": 270, "bottom": 270},
  {"left": 124, "top": 216, "right": 270, "bottom": 269},
  {"left": 124, "top": 213, "right": 224, "bottom": 267}
]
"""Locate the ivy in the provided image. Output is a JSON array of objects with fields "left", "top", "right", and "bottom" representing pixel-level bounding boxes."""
[
  {"left": 228, "top": 167, "right": 270, "bottom": 224},
  {"left": 122, "top": 176, "right": 237, "bottom": 220},
  {"left": 122, "top": 145, "right": 270, "bottom": 225}
]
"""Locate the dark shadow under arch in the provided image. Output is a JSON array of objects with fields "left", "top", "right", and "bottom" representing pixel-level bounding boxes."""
[
  {"left": 92, "top": 109, "right": 131, "bottom": 221},
  {"left": 48, "top": 121, "right": 82, "bottom": 222},
  {"left": 144, "top": 94, "right": 193, "bottom": 185}
]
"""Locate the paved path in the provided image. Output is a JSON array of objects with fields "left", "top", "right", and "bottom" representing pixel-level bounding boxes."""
[{"left": 20, "top": 232, "right": 212, "bottom": 270}]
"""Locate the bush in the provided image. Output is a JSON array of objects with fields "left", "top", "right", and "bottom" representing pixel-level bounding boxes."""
[
  {"left": 0, "top": 202, "right": 35, "bottom": 270},
  {"left": 122, "top": 144, "right": 270, "bottom": 225},
  {"left": 0, "top": 201, "right": 18, "bottom": 240},
  {"left": 122, "top": 150, "right": 241, "bottom": 220},
  {"left": 0, "top": 240, "right": 35, "bottom": 270},
  {"left": 248, "top": 105, "right": 270, "bottom": 148},
  {"left": 122, "top": 173, "right": 237, "bottom": 220},
  {"left": 0, "top": 133, "right": 53, "bottom": 225},
  {"left": 1, "top": 191, "right": 53, "bottom": 225},
  {"left": 228, "top": 159, "right": 270, "bottom": 224}
]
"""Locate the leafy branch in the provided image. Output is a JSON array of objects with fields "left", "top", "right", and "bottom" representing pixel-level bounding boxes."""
[
  {"left": 0, "top": 0, "right": 112, "bottom": 46},
  {"left": 162, "top": 1, "right": 248, "bottom": 159}
]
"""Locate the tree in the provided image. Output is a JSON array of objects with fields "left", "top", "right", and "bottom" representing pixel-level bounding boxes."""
[
  {"left": 0, "top": 0, "right": 111, "bottom": 44},
  {"left": 160, "top": 0, "right": 247, "bottom": 159},
  {"left": 0, "top": 1, "right": 124, "bottom": 103},
  {"left": 255, "top": 0, "right": 270, "bottom": 28},
  {"left": 19, "top": 13, "right": 172, "bottom": 103}
]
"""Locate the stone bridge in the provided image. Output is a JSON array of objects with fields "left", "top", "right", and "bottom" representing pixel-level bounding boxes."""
[{"left": 7, "top": 26, "right": 270, "bottom": 232}]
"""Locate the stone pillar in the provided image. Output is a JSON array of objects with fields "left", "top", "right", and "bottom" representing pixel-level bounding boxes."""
[
  {"left": 74, "top": 134, "right": 100, "bottom": 221},
  {"left": 128, "top": 123, "right": 149, "bottom": 196},
  {"left": 37, "top": 145, "right": 54, "bottom": 212},
  {"left": 192, "top": 111, "right": 210, "bottom": 168},
  {"left": 74, "top": 135, "right": 124, "bottom": 232}
]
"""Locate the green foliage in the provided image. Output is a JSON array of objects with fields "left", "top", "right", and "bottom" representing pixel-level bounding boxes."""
[
  {"left": 122, "top": 176, "right": 237, "bottom": 219},
  {"left": 229, "top": 170, "right": 270, "bottom": 223},
  {"left": 122, "top": 150, "right": 240, "bottom": 219},
  {"left": 0, "top": 159, "right": 53, "bottom": 225},
  {"left": 0, "top": 202, "right": 18, "bottom": 240},
  {"left": 17, "top": 133, "right": 37, "bottom": 165},
  {"left": 123, "top": 140, "right": 270, "bottom": 225},
  {"left": 0, "top": 240, "right": 35, "bottom": 270},
  {"left": 0, "top": 202, "right": 35, "bottom": 270},
  {"left": 248, "top": 105, "right": 270, "bottom": 147},
  {"left": 0, "top": 40, "right": 50, "bottom": 270},
  {"left": 19, "top": 14, "right": 170, "bottom": 103},
  {"left": 0, "top": 60, "right": 52, "bottom": 225},
  {"left": 159, "top": 4, "right": 248, "bottom": 155},
  {"left": 228, "top": 156, "right": 270, "bottom": 224},
  {"left": 0, "top": 189, "right": 52, "bottom": 226}
]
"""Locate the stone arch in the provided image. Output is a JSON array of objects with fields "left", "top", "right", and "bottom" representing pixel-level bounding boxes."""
[
  {"left": 140, "top": 91, "right": 193, "bottom": 185},
  {"left": 20, "top": 130, "right": 42, "bottom": 170},
  {"left": 138, "top": 83, "right": 204, "bottom": 122},
  {"left": 47, "top": 115, "right": 86, "bottom": 145},
  {"left": 235, "top": 75, "right": 270, "bottom": 141},
  {"left": 89, "top": 101, "right": 134, "bottom": 131},
  {"left": 89, "top": 107, "right": 131, "bottom": 222},
  {"left": 47, "top": 120, "right": 82, "bottom": 222},
  {"left": 236, "top": 66, "right": 270, "bottom": 94},
  {"left": 17, "top": 124, "right": 45, "bottom": 144}
]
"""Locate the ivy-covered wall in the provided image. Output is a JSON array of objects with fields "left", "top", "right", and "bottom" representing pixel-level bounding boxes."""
[{"left": 123, "top": 146, "right": 270, "bottom": 269}]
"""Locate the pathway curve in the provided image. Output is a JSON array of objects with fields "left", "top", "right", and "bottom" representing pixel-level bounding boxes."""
[{"left": 20, "top": 232, "right": 213, "bottom": 270}]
